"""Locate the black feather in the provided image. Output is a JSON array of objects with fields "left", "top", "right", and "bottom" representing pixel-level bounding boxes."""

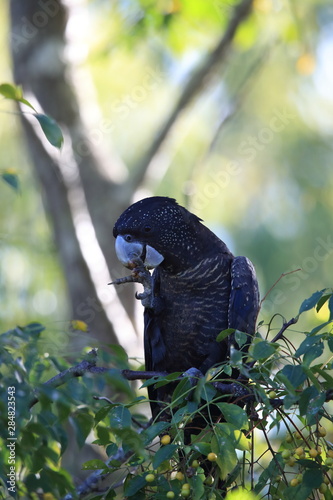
[{"left": 113, "top": 196, "right": 260, "bottom": 420}]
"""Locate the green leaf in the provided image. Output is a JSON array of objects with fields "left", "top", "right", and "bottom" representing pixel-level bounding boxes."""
[
  {"left": 328, "top": 336, "right": 333, "bottom": 353},
  {"left": 123, "top": 474, "right": 146, "bottom": 497},
  {"left": 189, "top": 473, "right": 205, "bottom": 500},
  {"left": 109, "top": 405, "right": 131, "bottom": 430},
  {"left": 171, "top": 377, "right": 192, "bottom": 404},
  {"left": 216, "top": 328, "right": 235, "bottom": 342},
  {"left": 251, "top": 340, "right": 277, "bottom": 360},
  {"left": 152, "top": 444, "right": 178, "bottom": 469},
  {"left": 0, "top": 83, "right": 23, "bottom": 100},
  {"left": 191, "top": 441, "right": 211, "bottom": 455},
  {"left": 211, "top": 430, "right": 238, "bottom": 480},
  {"left": 294, "top": 335, "right": 322, "bottom": 357},
  {"left": 298, "top": 289, "right": 327, "bottom": 316},
  {"left": 142, "top": 421, "right": 170, "bottom": 445},
  {"left": 280, "top": 365, "right": 307, "bottom": 389},
  {"left": 106, "top": 369, "right": 135, "bottom": 398},
  {"left": 235, "top": 330, "right": 247, "bottom": 348},
  {"left": 81, "top": 459, "right": 108, "bottom": 471},
  {"left": 34, "top": 113, "right": 64, "bottom": 148},
  {"left": 114, "top": 428, "right": 144, "bottom": 455},
  {"left": 299, "top": 386, "right": 319, "bottom": 416},
  {"left": 305, "top": 392, "right": 326, "bottom": 426},
  {"left": 71, "top": 409, "right": 94, "bottom": 448},
  {"left": 0, "top": 83, "right": 36, "bottom": 110},
  {"left": 283, "top": 483, "right": 312, "bottom": 500},
  {"left": 329, "top": 295, "right": 333, "bottom": 321},
  {"left": 216, "top": 403, "right": 249, "bottom": 430},
  {"left": 303, "top": 341, "right": 324, "bottom": 366},
  {"left": 21, "top": 322, "right": 46, "bottom": 336},
  {"left": 310, "top": 320, "right": 332, "bottom": 335},
  {"left": 297, "top": 459, "right": 322, "bottom": 470},
  {"left": 94, "top": 404, "right": 114, "bottom": 425},
  {"left": 254, "top": 454, "right": 284, "bottom": 494},
  {"left": 316, "top": 293, "right": 332, "bottom": 313},
  {"left": 1, "top": 171, "right": 20, "bottom": 192}
]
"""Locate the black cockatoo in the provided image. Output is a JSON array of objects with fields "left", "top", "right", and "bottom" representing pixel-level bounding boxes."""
[{"left": 113, "top": 196, "right": 259, "bottom": 420}]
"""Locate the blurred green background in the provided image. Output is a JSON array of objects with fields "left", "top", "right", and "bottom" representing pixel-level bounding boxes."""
[{"left": 1, "top": 0, "right": 332, "bottom": 354}]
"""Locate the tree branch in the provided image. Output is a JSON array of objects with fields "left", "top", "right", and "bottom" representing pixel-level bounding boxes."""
[
  {"left": 131, "top": 0, "right": 254, "bottom": 189},
  {"left": 271, "top": 317, "right": 299, "bottom": 343},
  {"left": 29, "top": 349, "right": 107, "bottom": 409}
]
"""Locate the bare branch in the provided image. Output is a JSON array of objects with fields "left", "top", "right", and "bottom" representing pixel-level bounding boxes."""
[
  {"left": 270, "top": 317, "right": 299, "bottom": 343},
  {"left": 29, "top": 349, "right": 107, "bottom": 409},
  {"left": 131, "top": 0, "right": 254, "bottom": 189}
]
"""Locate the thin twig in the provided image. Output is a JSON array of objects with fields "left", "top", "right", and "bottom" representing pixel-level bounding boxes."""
[
  {"left": 260, "top": 269, "right": 302, "bottom": 308},
  {"left": 29, "top": 349, "right": 107, "bottom": 408}
]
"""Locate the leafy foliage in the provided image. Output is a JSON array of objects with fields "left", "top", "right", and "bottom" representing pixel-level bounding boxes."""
[
  {"left": 0, "top": 83, "right": 63, "bottom": 150},
  {"left": 0, "top": 290, "right": 333, "bottom": 499}
]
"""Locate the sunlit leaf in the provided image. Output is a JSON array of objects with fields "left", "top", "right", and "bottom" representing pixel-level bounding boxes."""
[
  {"left": 211, "top": 430, "right": 237, "bottom": 480},
  {"left": 216, "top": 328, "right": 235, "bottom": 342},
  {"left": 0, "top": 82, "right": 23, "bottom": 100},
  {"left": 34, "top": 113, "right": 64, "bottom": 149},
  {"left": 329, "top": 295, "right": 333, "bottom": 321},
  {"left": 216, "top": 403, "right": 249, "bottom": 430},
  {"left": 0, "top": 82, "right": 36, "bottom": 110},
  {"left": 316, "top": 293, "right": 332, "bottom": 313},
  {"left": 81, "top": 459, "right": 108, "bottom": 471}
]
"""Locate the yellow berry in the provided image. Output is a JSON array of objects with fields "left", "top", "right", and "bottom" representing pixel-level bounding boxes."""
[
  {"left": 319, "top": 483, "right": 328, "bottom": 494},
  {"left": 294, "top": 431, "right": 302, "bottom": 440},
  {"left": 181, "top": 490, "right": 190, "bottom": 498},
  {"left": 145, "top": 473, "right": 155, "bottom": 482},
  {"left": 285, "top": 435, "right": 293, "bottom": 443},
  {"left": 166, "top": 492, "right": 175, "bottom": 499},
  {"left": 281, "top": 450, "right": 291, "bottom": 460},
  {"left": 325, "top": 457, "right": 333, "bottom": 466},
  {"left": 268, "top": 390, "right": 277, "bottom": 399},
  {"left": 290, "top": 478, "right": 299, "bottom": 487},
  {"left": 204, "top": 475, "right": 214, "bottom": 485},
  {"left": 207, "top": 452, "right": 217, "bottom": 462},
  {"left": 308, "top": 448, "right": 318, "bottom": 458},
  {"left": 327, "top": 449, "right": 333, "bottom": 458},
  {"left": 287, "top": 457, "right": 297, "bottom": 467},
  {"left": 295, "top": 447, "right": 304, "bottom": 457},
  {"left": 161, "top": 434, "right": 171, "bottom": 445},
  {"left": 175, "top": 472, "right": 184, "bottom": 481},
  {"left": 182, "top": 483, "right": 190, "bottom": 490},
  {"left": 191, "top": 460, "right": 199, "bottom": 468},
  {"left": 318, "top": 426, "right": 327, "bottom": 437}
]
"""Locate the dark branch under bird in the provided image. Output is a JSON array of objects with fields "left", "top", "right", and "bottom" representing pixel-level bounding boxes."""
[{"left": 112, "top": 196, "right": 259, "bottom": 420}]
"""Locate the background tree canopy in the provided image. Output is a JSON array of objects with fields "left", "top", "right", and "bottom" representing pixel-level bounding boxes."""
[
  {"left": 1, "top": 0, "right": 333, "bottom": 351},
  {"left": 1, "top": 1, "right": 333, "bottom": 499}
]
